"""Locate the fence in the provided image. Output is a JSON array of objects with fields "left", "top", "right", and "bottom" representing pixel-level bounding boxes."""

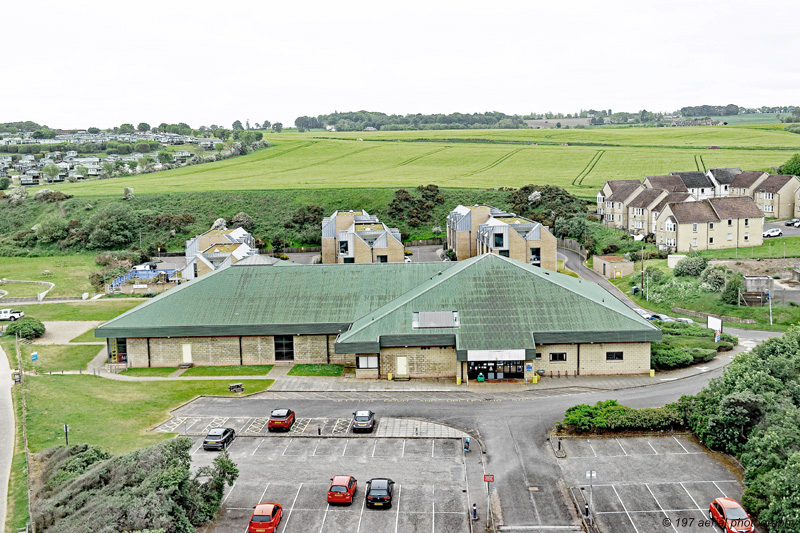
[
  {"left": 405, "top": 238, "right": 444, "bottom": 247},
  {"left": 769, "top": 289, "right": 800, "bottom": 306},
  {"left": 258, "top": 246, "right": 321, "bottom": 255},
  {"left": 557, "top": 238, "right": 588, "bottom": 260}
]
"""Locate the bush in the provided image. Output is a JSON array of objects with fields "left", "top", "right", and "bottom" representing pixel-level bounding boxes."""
[
  {"left": 651, "top": 344, "right": 694, "bottom": 369},
  {"left": 721, "top": 273, "right": 743, "bottom": 305},
  {"left": 716, "top": 341, "right": 734, "bottom": 352},
  {"left": 229, "top": 211, "right": 254, "bottom": 230},
  {"left": 5, "top": 317, "right": 46, "bottom": 339},
  {"left": 0, "top": 176, "right": 10, "bottom": 190},
  {"left": 674, "top": 256, "right": 708, "bottom": 277},
  {"left": 699, "top": 265, "right": 726, "bottom": 292},
  {"left": 561, "top": 400, "right": 684, "bottom": 432}
]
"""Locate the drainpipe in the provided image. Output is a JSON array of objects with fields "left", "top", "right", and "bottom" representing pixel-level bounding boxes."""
[
  {"left": 147, "top": 338, "right": 151, "bottom": 368},
  {"left": 239, "top": 336, "right": 243, "bottom": 365},
  {"left": 576, "top": 344, "right": 580, "bottom": 376},
  {"left": 326, "top": 335, "right": 330, "bottom": 364}
]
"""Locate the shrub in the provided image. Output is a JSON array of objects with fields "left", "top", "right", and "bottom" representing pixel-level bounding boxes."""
[
  {"left": 7, "top": 186, "right": 28, "bottom": 206},
  {"left": 699, "top": 265, "right": 727, "bottom": 292},
  {"left": 674, "top": 256, "right": 708, "bottom": 277},
  {"left": 601, "top": 243, "right": 619, "bottom": 254},
  {"left": 561, "top": 400, "right": 684, "bottom": 432},
  {"left": 651, "top": 344, "right": 693, "bottom": 369},
  {"left": 716, "top": 341, "right": 734, "bottom": 352},
  {"left": 230, "top": 212, "right": 254, "bottom": 230},
  {"left": 5, "top": 317, "right": 46, "bottom": 339},
  {"left": 721, "top": 273, "right": 743, "bottom": 305},
  {"left": 0, "top": 176, "right": 9, "bottom": 190}
]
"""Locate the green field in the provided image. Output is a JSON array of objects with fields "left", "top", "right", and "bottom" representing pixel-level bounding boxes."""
[
  {"left": 0, "top": 254, "right": 98, "bottom": 296},
  {"left": 180, "top": 364, "right": 273, "bottom": 377},
  {"left": 11, "top": 300, "right": 142, "bottom": 321},
  {"left": 32, "top": 128, "right": 800, "bottom": 201}
]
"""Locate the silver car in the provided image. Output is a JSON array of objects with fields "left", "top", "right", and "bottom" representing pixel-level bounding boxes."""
[{"left": 352, "top": 410, "right": 375, "bottom": 432}]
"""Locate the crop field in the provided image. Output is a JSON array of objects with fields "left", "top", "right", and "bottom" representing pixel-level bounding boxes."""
[{"left": 38, "top": 127, "right": 800, "bottom": 200}]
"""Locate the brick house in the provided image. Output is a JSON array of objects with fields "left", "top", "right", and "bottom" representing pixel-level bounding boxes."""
[
  {"left": 729, "top": 171, "right": 769, "bottom": 198},
  {"left": 321, "top": 210, "right": 404, "bottom": 264},
  {"left": 596, "top": 181, "right": 642, "bottom": 229},
  {"left": 626, "top": 188, "right": 668, "bottom": 235},
  {"left": 752, "top": 174, "right": 800, "bottom": 219},
  {"left": 95, "top": 254, "right": 660, "bottom": 379}
]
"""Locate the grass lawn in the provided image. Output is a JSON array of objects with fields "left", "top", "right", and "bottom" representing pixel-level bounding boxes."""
[
  {"left": 10, "top": 342, "right": 101, "bottom": 372},
  {"left": 119, "top": 367, "right": 177, "bottom": 377},
  {"left": 6, "top": 385, "right": 29, "bottom": 531},
  {"left": 23, "top": 375, "right": 275, "bottom": 453},
  {"left": 698, "top": 237, "right": 800, "bottom": 260},
  {"left": 11, "top": 300, "right": 142, "bottom": 321},
  {"left": 0, "top": 254, "right": 99, "bottom": 296},
  {"left": 0, "top": 281, "right": 49, "bottom": 297},
  {"left": 70, "top": 328, "right": 104, "bottom": 343},
  {"left": 557, "top": 260, "right": 579, "bottom": 278},
  {"left": 181, "top": 365, "right": 273, "bottom": 377},
  {"left": 287, "top": 364, "right": 344, "bottom": 376}
]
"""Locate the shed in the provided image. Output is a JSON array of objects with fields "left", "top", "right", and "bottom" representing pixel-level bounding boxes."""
[{"left": 593, "top": 255, "right": 634, "bottom": 279}]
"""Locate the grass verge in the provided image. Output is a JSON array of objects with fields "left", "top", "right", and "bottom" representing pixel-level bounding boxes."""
[
  {"left": 119, "top": 367, "right": 177, "bottom": 377},
  {"left": 16, "top": 344, "right": 100, "bottom": 372},
  {"left": 287, "top": 364, "right": 344, "bottom": 377},
  {"left": 69, "top": 328, "right": 104, "bottom": 343},
  {"left": 11, "top": 300, "right": 142, "bottom": 322},
  {"left": 24, "top": 375, "right": 275, "bottom": 454},
  {"left": 180, "top": 365, "right": 273, "bottom": 377},
  {"left": 6, "top": 383, "right": 29, "bottom": 532}
]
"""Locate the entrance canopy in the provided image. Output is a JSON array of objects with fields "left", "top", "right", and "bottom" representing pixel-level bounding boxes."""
[{"left": 467, "top": 349, "right": 525, "bottom": 361}]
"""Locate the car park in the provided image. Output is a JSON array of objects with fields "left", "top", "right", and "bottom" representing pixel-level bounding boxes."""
[
  {"left": 785, "top": 218, "right": 800, "bottom": 226},
  {"left": 763, "top": 227, "right": 782, "bottom": 238},
  {"left": 708, "top": 497, "right": 754, "bottom": 532},
  {"left": 202, "top": 427, "right": 236, "bottom": 450},
  {"left": 365, "top": 478, "right": 395, "bottom": 509},
  {"left": 352, "top": 410, "right": 375, "bottom": 432},
  {"left": 267, "top": 408, "right": 295, "bottom": 432},
  {"left": 327, "top": 475, "right": 357, "bottom": 504},
  {"left": 248, "top": 502, "right": 282, "bottom": 533}
]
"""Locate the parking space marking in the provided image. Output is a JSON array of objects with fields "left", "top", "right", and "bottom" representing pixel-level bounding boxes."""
[
  {"left": 611, "top": 484, "right": 640, "bottom": 533},
  {"left": 318, "top": 503, "right": 329, "bottom": 533},
  {"left": 679, "top": 482, "right": 704, "bottom": 512},
  {"left": 189, "top": 440, "right": 204, "bottom": 455},
  {"left": 432, "top": 487, "right": 435, "bottom": 533},
  {"left": 356, "top": 491, "right": 366, "bottom": 532},
  {"left": 245, "top": 417, "right": 268, "bottom": 434},
  {"left": 615, "top": 439, "right": 629, "bottom": 456},
  {"left": 645, "top": 484, "right": 678, "bottom": 533},
  {"left": 371, "top": 439, "right": 378, "bottom": 457},
  {"left": 251, "top": 439, "right": 263, "bottom": 456},
  {"left": 647, "top": 440, "right": 659, "bottom": 455},
  {"left": 672, "top": 435, "right": 691, "bottom": 454},
  {"left": 401, "top": 439, "right": 406, "bottom": 457},
  {"left": 312, "top": 439, "right": 321, "bottom": 456},
  {"left": 289, "top": 418, "right": 311, "bottom": 434},
  {"left": 332, "top": 418, "right": 351, "bottom": 434},
  {"left": 280, "top": 483, "right": 303, "bottom": 533},
  {"left": 202, "top": 417, "right": 229, "bottom": 434},
  {"left": 342, "top": 440, "right": 348, "bottom": 456},
  {"left": 221, "top": 481, "right": 236, "bottom": 505},
  {"left": 712, "top": 481, "right": 727, "bottom": 497},
  {"left": 597, "top": 508, "right": 710, "bottom": 515},
  {"left": 589, "top": 480, "right": 737, "bottom": 488},
  {"left": 282, "top": 438, "right": 294, "bottom": 456},
  {"left": 587, "top": 440, "right": 597, "bottom": 457},
  {"left": 394, "top": 484, "right": 402, "bottom": 533},
  {"left": 431, "top": 439, "right": 435, "bottom": 458}
]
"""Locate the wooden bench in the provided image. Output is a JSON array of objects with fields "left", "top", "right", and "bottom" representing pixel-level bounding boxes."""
[{"left": 228, "top": 383, "right": 244, "bottom": 393}]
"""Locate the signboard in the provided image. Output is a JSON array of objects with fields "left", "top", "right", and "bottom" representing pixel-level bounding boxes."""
[
  {"left": 132, "top": 284, "right": 148, "bottom": 289},
  {"left": 31, "top": 352, "right": 38, "bottom": 361},
  {"left": 707, "top": 315, "right": 722, "bottom": 332},
  {"left": 468, "top": 349, "right": 525, "bottom": 362},
  {"left": 484, "top": 475, "right": 494, "bottom": 483},
  {"left": 525, "top": 363, "right": 533, "bottom": 372}
]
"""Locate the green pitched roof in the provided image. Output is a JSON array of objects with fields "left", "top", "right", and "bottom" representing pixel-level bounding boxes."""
[
  {"left": 335, "top": 254, "right": 661, "bottom": 355},
  {"left": 96, "top": 261, "right": 456, "bottom": 338}
]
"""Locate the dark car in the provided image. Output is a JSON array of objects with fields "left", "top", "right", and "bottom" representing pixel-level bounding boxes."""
[
  {"left": 785, "top": 218, "right": 800, "bottom": 226},
  {"left": 708, "top": 497, "right": 754, "bottom": 532},
  {"left": 352, "top": 410, "right": 375, "bottom": 433},
  {"left": 268, "top": 408, "right": 295, "bottom": 432},
  {"left": 203, "top": 427, "right": 236, "bottom": 450},
  {"left": 365, "top": 478, "right": 395, "bottom": 509}
]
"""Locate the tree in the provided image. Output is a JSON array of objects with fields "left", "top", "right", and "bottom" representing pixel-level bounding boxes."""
[
  {"left": 119, "top": 123, "right": 135, "bottom": 134},
  {"left": 137, "top": 122, "right": 150, "bottom": 132},
  {"left": 246, "top": 120, "right": 251, "bottom": 130},
  {"left": 262, "top": 120, "right": 271, "bottom": 130},
  {"left": 5, "top": 317, "right": 45, "bottom": 339},
  {"left": 780, "top": 153, "right": 800, "bottom": 176},
  {"left": 555, "top": 122, "right": 561, "bottom": 128},
  {"left": 42, "top": 163, "right": 60, "bottom": 183},
  {"left": 87, "top": 127, "right": 100, "bottom": 134},
  {"left": 229, "top": 212, "right": 254, "bottom": 229},
  {"left": 157, "top": 151, "right": 173, "bottom": 165},
  {"left": 0, "top": 176, "right": 9, "bottom": 190},
  {"left": 86, "top": 203, "right": 139, "bottom": 248},
  {"left": 232, "top": 120, "right": 244, "bottom": 130},
  {"left": 75, "top": 165, "right": 88, "bottom": 179},
  {"left": 272, "top": 122, "right": 283, "bottom": 133},
  {"left": 101, "top": 161, "right": 115, "bottom": 179},
  {"left": 134, "top": 141, "right": 150, "bottom": 153},
  {"left": 721, "top": 273, "right": 743, "bottom": 305}
]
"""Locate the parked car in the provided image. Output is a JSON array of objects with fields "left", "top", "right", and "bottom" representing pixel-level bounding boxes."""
[
  {"left": 674, "top": 317, "right": 694, "bottom": 324},
  {"left": 328, "top": 475, "right": 357, "bottom": 504},
  {"left": 632, "top": 308, "right": 652, "bottom": 319},
  {"left": 404, "top": 256, "right": 412, "bottom": 263},
  {"left": 352, "top": 410, "right": 375, "bottom": 433},
  {"left": 794, "top": 220, "right": 800, "bottom": 228},
  {"left": 0, "top": 308, "right": 24, "bottom": 321},
  {"left": 268, "top": 408, "right": 295, "bottom": 432},
  {"left": 763, "top": 227, "right": 782, "bottom": 238},
  {"left": 648, "top": 314, "right": 675, "bottom": 322},
  {"left": 708, "top": 497, "right": 754, "bottom": 532},
  {"left": 202, "top": 427, "right": 236, "bottom": 450},
  {"left": 365, "top": 478, "right": 395, "bottom": 508},
  {"left": 248, "top": 502, "right": 282, "bottom": 533},
  {"left": 785, "top": 218, "right": 800, "bottom": 226}
]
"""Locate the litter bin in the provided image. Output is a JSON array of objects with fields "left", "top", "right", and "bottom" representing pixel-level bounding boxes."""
[
  {"left": 632, "top": 286, "right": 639, "bottom": 295},
  {"left": 477, "top": 373, "right": 485, "bottom": 382}
]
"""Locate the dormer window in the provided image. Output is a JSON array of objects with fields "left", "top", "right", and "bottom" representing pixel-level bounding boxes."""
[{"left": 412, "top": 311, "right": 460, "bottom": 329}]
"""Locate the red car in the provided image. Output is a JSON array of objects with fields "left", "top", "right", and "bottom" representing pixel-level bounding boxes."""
[
  {"left": 248, "top": 502, "right": 282, "bottom": 533},
  {"left": 268, "top": 408, "right": 295, "bottom": 432},
  {"left": 709, "top": 497, "right": 754, "bottom": 533},
  {"left": 328, "top": 475, "right": 357, "bottom": 504}
]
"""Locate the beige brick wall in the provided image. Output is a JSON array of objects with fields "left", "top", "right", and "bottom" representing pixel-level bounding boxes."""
[
  {"left": 321, "top": 238, "right": 336, "bottom": 264},
  {"left": 531, "top": 342, "right": 650, "bottom": 376},
  {"left": 380, "top": 346, "right": 457, "bottom": 378}
]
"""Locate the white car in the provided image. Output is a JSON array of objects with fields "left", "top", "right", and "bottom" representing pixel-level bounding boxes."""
[
  {"left": 675, "top": 317, "right": 694, "bottom": 324},
  {"left": 763, "top": 228, "right": 782, "bottom": 238},
  {"left": 404, "top": 256, "right": 412, "bottom": 263},
  {"left": 0, "top": 309, "right": 24, "bottom": 321},
  {"left": 632, "top": 308, "right": 652, "bottom": 319}
]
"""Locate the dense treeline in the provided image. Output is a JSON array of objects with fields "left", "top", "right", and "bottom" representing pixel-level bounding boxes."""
[
  {"left": 0, "top": 121, "right": 43, "bottom": 133},
  {"left": 680, "top": 104, "right": 740, "bottom": 116},
  {"left": 296, "top": 111, "right": 527, "bottom": 132},
  {"left": 678, "top": 327, "right": 800, "bottom": 532}
]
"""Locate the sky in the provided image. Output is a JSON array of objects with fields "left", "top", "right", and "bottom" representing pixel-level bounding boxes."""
[{"left": 5, "top": 0, "right": 798, "bottom": 130}]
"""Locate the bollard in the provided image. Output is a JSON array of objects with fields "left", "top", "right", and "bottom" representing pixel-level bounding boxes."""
[
  {"left": 472, "top": 503, "right": 478, "bottom": 520},
  {"left": 464, "top": 437, "right": 470, "bottom": 452},
  {"left": 558, "top": 437, "right": 562, "bottom": 451},
  {"left": 415, "top": 424, "right": 419, "bottom": 437},
  {"left": 584, "top": 503, "right": 589, "bottom": 517},
  {"left": 318, "top": 425, "right": 321, "bottom": 436}
]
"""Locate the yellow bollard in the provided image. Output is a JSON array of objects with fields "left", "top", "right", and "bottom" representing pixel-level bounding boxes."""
[
  {"left": 456, "top": 377, "right": 462, "bottom": 385},
  {"left": 532, "top": 375, "right": 538, "bottom": 384},
  {"left": 649, "top": 369, "right": 655, "bottom": 377},
  {"left": 388, "top": 373, "right": 393, "bottom": 381}
]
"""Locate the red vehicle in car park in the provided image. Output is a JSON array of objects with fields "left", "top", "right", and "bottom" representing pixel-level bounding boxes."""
[
  {"left": 327, "top": 475, "right": 357, "bottom": 504},
  {"left": 248, "top": 502, "right": 282, "bottom": 533},
  {"left": 708, "top": 497, "right": 754, "bottom": 532},
  {"left": 267, "top": 408, "right": 295, "bottom": 432}
]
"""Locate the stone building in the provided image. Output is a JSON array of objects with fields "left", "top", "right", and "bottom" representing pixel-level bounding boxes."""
[{"left": 321, "top": 210, "right": 405, "bottom": 264}]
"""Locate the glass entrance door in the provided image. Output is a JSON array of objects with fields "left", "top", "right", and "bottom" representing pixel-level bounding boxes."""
[{"left": 467, "top": 360, "right": 523, "bottom": 380}]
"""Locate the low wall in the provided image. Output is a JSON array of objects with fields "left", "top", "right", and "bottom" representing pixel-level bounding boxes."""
[{"left": 671, "top": 307, "right": 757, "bottom": 324}]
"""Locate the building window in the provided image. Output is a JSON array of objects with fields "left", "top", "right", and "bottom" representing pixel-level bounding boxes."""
[
  {"left": 530, "top": 247, "right": 541, "bottom": 263},
  {"left": 765, "top": 205, "right": 774, "bottom": 213},
  {"left": 635, "top": 221, "right": 643, "bottom": 229},
  {"left": 709, "top": 222, "right": 714, "bottom": 230},
  {"left": 692, "top": 223, "right": 698, "bottom": 232},
  {"left": 634, "top": 208, "right": 643, "bottom": 216},
  {"left": 535, "top": 352, "right": 542, "bottom": 359},
  {"left": 376, "top": 255, "right": 388, "bottom": 263},
  {"left": 549, "top": 352, "right": 567, "bottom": 362},
  {"left": 709, "top": 237, "right": 714, "bottom": 244},
  {"left": 744, "top": 218, "right": 749, "bottom": 226},
  {"left": 606, "top": 201, "right": 612, "bottom": 209},
  {"left": 339, "top": 241, "right": 348, "bottom": 254},
  {"left": 357, "top": 356, "right": 378, "bottom": 369},
  {"left": 724, "top": 185, "right": 728, "bottom": 191},
  {"left": 766, "top": 192, "right": 774, "bottom": 200},
  {"left": 274, "top": 335, "right": 294, "bottom": 361},
  {"left": 606, "top": 351, "right": 623, "bottom": 361},
  {"left": 494, "top": 233, "right": 503, "bottom": 247},
  {"left": 728, "top": 233, "right": 732, "bottom": 241},
  {"left": 344, "top": 257, "right": 355, "bottom": 263},
  {"left": 744, "top": 232, "right": 749, "bottom": 241},
  {"left": 617, "top": 215, "right": 621, "bottom": 221},
  {"left": 728, "top": 219, "right": 732, "bottom": 226},
  {"left": 692, "top": 238, "right": 697, "bottom": 247},
  {"left": 499, "top": 250, "right": 510, "bottom": 257}
]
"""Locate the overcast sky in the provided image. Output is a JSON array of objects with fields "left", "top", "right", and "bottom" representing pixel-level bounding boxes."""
[{"left": 6, "top": 0, "right": 798, "bottom": 129}]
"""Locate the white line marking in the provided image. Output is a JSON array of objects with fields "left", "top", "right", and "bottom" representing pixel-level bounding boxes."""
[
  {"left": 280, "top": 483, "right": 302, "bottom": 533},
  {"left": 372, "top": 438, "right": 378, "bottom": 457},
  {"left": 463, "top": 442, "right": 472, "bottom": 533},
  {"left": 615, "top": 438, "right": 628, "bottom": 456},
  {"left": 401, "top": 439, "right": 406, "bottom": 457},
  {"left": 431, "top": 439, "right": 435, "bottom": 458},
  {"left": 312, "top": 438, "right": 321, "bottom": 456},
  {"left": 432, "top": 486, "right": 435, "bottom": 533},
  {"left": 587, "top": 440, "right": 597, "bottom": 457},
  {"left": 342, "top": 439, "right": 348, "bottom": 456},
  {"left": 257, "top": 482, "right": 270, "bottom": 505},
  {"left": 673, "top": 435, "right": 691, "bottom": 454},
  {"left": 394, "top": 484, "right": 402, "bottom": 533},
  {"left": 251, "top": 438, "right": 264, "bottom": 456},
  {"left": 221, "top": 481, "right": 236, "bottom": 505},
  {"left": 356, "top": 491, "right": 367, "bottom": 533},
  {"left": 282, "top": 438, "right": 293, "bottom": 456},
  {"left": 647, "top": 440, "right": 659, "bottom": 455},
  {"left": 645, "top": 483, "right": 678, "bottom": 533},
  {"left": 319, "top": 503, "right": 330, "bottom": 532},
  {"left": 678, "top": 482, "right": 707, "bottom": 517},
  {"left": 611, "top": 484, "right": 640, "bottom": 533},
  {"left": 597, "top": 509, "right": 712, "bottom": 515},
  {"left": 712, "top": 482, "right": 727, "bottom": 497}
]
